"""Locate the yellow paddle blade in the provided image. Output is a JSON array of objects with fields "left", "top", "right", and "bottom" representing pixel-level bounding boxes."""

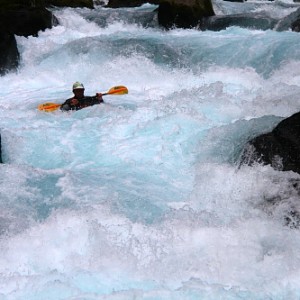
[
  {"left": 105, "top": 85, "right": 128, "bottom": 95},
  {"left": 38, "top": 102, "right": 61, "bottom": 112}
]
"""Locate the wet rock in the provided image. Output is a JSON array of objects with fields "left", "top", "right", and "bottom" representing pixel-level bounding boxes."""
[
  {"left": 275, "top": 7, "right": 300, "bottom": 32},
  {"left": 106, "top": 0, "right": 157, "bottom": 7},
  {"left": 0, "top": 2, "right": 58, "bottom": 75},
  {"left": 46, "top": 0, "right": 94, "bottom": 8},
  {"left": 106, "top": 0, "right": 300, "bottom": 31},
  {"left": 291, "top": 16, "right": 300, "bottom": 32},
  {"left": 106, "top": 0, "right": 215, "bottom": 29},
  {"left": 157, "top": 0, "right": 215, "bottom": 29},
  {"left": 285, "top": 210, "right": 300, "bottom": 229},
  {"left": 0, "top": 8, "right": 57, "bottom": 37},
  {"left": 260, "top": 178, "right": 300, "bottom": 229},
  {"left": 0, "top": 0, "right": 94, "bottom": 76},
  {"left": 201, "top": 13, "right": 277, "bottom": 31},
  {"left": 240, "top": 112, "right": 300, "bottom": 174},
  {"left": 0, "top": 32, "right": 19, "bottom": 76},
  {"left": 1, "top": 0, "right": 94, "bottom": 9}
]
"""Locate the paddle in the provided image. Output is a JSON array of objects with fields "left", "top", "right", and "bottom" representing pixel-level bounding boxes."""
[{"left": 38, "top": 85, "right": 128, "bottom": 112}]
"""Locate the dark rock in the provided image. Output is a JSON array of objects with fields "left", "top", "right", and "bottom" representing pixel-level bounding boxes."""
[
  {"left": 0, "top": 32, "right": 20, "bottom": 76},
  {"left": 0, "top": 6, "right": 58, "bottom": 75},
  {"left": 46, "top": 0, "right": 94, "bottom": 8},
  {"left": 0, "top": 8, "right": 57, "bottom": 37},
  {"left": 291, "top": 18, "right": 300, "bottom": 32},
  {"left": 223, "top": 0, "right": 243, "bottom": 2},
  {"left": 275, "top": 7, "right": 300, "bottom": 31},
  {"left": 106, "top": 0, "right": 157, "bottom": 8},
  {"left": 285, "top": 210, "right": 300, "bottom": 229},
  {"left": 0, "top": 0, "right": 45, "bottom": 9},
  {"left": 106, "top": 0, "right": 215, "bottom": 29},
  {"left": 273, "top": 112, "right": 300, "bottom": 146},
  {"left": 201, "top": 13, "right": 277, "bottom": 31},
  {"left": 157, "top": 0, "right": 215, "bottom": 29},
  {"left": 0, "top": 0, "right": 94, "bottom": 9},
  {"left": 106, "top": 0, "right": 300, "bottom": 31},
  {"left": 240, "top": 112, "right": 300, "bottom": 174},
  {"left": 0, "top": 0, "right": 95, "bottom": 76},
  {"left": 260, "top": 178, "right": 300, "bottom": 229}
]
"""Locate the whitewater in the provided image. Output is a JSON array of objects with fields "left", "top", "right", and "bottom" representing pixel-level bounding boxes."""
[{"left": 1, "top": 1, "right": 300, "bottom": 299}]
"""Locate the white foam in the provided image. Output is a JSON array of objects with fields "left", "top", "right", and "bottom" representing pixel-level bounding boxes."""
[{"left": 1, "top": 4, "right": 300, "bottom": 299}]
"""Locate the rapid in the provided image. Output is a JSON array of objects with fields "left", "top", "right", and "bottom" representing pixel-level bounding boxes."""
[{"left": 1, "top": 1, "right": 300, "bottom": 299}]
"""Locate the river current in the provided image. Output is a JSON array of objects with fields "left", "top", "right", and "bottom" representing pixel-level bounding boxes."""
[{"left": 1, "top": 1, "right": 300, "bottom": 299}]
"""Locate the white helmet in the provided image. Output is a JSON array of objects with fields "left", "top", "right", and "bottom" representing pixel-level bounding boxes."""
[{"left": 72, "top": 82, "right": 84, "bottom": 90}]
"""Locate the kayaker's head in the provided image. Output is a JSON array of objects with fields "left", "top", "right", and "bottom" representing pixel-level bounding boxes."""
[{"left": 72, "top": 82, "right": 85, "bottom": 98}]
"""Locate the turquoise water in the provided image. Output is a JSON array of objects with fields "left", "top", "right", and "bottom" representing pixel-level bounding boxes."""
[{"left": 1, "top": 2, "right": 300, "bottom": 299}]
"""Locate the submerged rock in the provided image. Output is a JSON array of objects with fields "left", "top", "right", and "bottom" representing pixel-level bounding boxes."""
[
  {"left": 201, "top": 13, "right": 277, "bottom": 31},
  {"left": 240, "top": 112, "right": 300, "bottom": 174}
]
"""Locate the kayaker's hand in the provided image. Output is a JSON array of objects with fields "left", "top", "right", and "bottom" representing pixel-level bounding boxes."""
[
  {"left": 71, "top": 98, "right": 79, "bottom": 106},
  {"left": 96, "top": 93, "right": 103, "bottom": 102}
]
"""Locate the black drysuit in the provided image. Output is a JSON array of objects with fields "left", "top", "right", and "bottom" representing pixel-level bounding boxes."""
[{"left": 60, "top": 96, "right": 103, "bottom": 111}]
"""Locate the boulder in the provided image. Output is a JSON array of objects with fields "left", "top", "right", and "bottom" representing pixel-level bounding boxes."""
[
  {"left": 46, "top": 0, "right": 94, "bottom": 8},
  {"left": 106, "top": 0, "right": 157, "bottom": 8},
  {"left": 201, "top": 13, "right": 277, "bottom": 31},
  {"left": 0, "top": 0, "right": 94, "bottom": 75},
  {"left": 0, "top": 0, "right": 60, "bottom": 75},
  {"left": 106, "top": 0, "right": 215, "bottom": 28},
  {"left": 291, "top": 18, "right": 300, "bottom": 32},
  {"left": 240, "top": 112, "right": 300, "bottom": 174},
  {"left": 0, "top": 8, "right": 58, "bottom": 37},
  {"left": 157, "top": 0, "right": 215, "bottom": 29},
  {"left": 0, "top": 32, "right": 19, "bottom": 76},
  {"left": 275, "top": 7, "right": 300, "bottom": 32},
  {"left": 0, "top": 0, "right": 94, "bottom": 9},
  {"left": 106, "top": 0, "right": 300, "bottom": 31}
]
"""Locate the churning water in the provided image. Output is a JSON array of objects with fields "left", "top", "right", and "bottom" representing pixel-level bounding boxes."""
[{"left": 1, "top": 1, "right": 300, "bottom": 299}]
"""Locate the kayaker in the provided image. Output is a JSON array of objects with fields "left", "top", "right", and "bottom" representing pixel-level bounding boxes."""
[{"left": 60, "top": 82, "right": 103, "bottom": 111}]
